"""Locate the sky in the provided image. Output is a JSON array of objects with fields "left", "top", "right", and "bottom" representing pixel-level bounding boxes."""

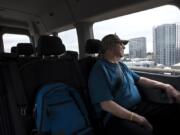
[
  {"left": 3, "top": 5, "right": 180, "bottom": 53},
  {"left": 58, "top": 30, "right": 79, "bottom": 52}
]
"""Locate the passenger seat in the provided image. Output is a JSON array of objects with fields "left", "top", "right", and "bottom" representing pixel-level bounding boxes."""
[
  {"left": 79, "top": 39, "right": 102, "bottom": 82},
  {"left": 79, "top": 39, "right": 105, "bottom": 135},
  {"left": 17, "top": 43, "right": 34, "bottom": 57},
  {"left": 37, "top": 35, "right": 65, "bottom": 57},
  {"left": 64, "top": 50, "right": 78, "bottom": 60},
  {"left": 11, "top": 46, "right": 17, "bottom": 54},
  {"left": 16, "top": 43, "right": 36, "bottom": 67},
  {"left": 19, "top": 35, "right": 95, "bottom": 134}
]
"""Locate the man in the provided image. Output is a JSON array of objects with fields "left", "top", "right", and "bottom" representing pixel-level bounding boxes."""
[{"left": 88, "top": 34, "right": 180, "bottom": 135}]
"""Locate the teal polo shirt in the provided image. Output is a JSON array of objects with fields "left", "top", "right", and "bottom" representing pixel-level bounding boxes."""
[{"left": 88, "top": 58, "right": 141, "bottom": 116}]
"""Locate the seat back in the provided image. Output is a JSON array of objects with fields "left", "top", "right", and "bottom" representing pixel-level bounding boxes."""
[
  {"left": 19, "top": 35, "right": 95, "bottom": 134},
  {"left": 0, "top": 64, "right": 16, "bottom": 135},
  {"left": 64, "top": 50, "right": 78, "bottom": 60},
  {"left": 79, "top": 39, "right": 102, "bottom": 82},
  {"left": 79, "top": 39, "right": 105, "bottom": 134}
]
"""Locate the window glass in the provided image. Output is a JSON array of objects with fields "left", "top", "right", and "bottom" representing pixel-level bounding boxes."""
[
  {"left": 3, "top": 33, "right": 30, "bottom": 53},
  {"left": 93, "top": 5, "right": 180, "bottom": 75},
  {"left": 58, "top": 29, "right": 79, "bottom": 53}
]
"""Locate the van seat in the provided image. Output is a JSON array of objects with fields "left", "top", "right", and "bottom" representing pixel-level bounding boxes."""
[
  {"left": 11, "top": 46, "right": 17, "bottom": 54},
  {"left": 17, "top": 43, "right": 34, "bottom": 56},
  {"left": 37, "top": 35, "right": 65, "bottom": 56},
  {"left": 79, "top": 39, "right": 102, "bottom": 81},
  {"left": 79, "top": 39, "right": 105, "bottom": 134}
]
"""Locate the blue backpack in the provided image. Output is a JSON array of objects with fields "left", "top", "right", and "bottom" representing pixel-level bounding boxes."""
[{"left": 35, "top": 83, "right": 94, "bottom": 135}]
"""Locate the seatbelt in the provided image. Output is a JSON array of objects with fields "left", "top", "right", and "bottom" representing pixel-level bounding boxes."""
[
  {"left": 103, "top": 62, "right": 125, "bottom": 125},
  {"left": 0, "top": 69, "right": 15, "bottom": 135},
  {"left": 5, "top": 61, "right": 28, "bottom": 116}
]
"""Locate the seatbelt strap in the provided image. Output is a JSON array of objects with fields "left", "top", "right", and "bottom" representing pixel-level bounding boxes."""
[
  {"left": 103, "top": 62, "right": 124, "bottom": 125},
  {"left": 1, "top": 63, "right": 27, "bottom": 135},
  {"left": 6, "top": 61, "right": 28, "bottom": 116}
]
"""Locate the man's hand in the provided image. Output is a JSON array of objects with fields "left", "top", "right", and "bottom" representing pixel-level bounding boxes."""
[
  {"left": 133, "top": 113, "right": 153, "bottom": 131},
  {"left": 164, "top": 84, "right": 180, "bottom": 103}
]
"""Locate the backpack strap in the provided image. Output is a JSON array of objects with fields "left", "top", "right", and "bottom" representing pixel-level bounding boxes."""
[{"left": 69, "top": 88, "right": 90, "bottom": 126}]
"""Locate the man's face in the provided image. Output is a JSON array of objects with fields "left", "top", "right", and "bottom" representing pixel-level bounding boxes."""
[{"left": 112, "top": 42, "right": 125, "bottom": 58}]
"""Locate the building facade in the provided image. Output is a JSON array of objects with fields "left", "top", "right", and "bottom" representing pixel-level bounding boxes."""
[
  {"left": 153, "top": 24, "right": 180, "bottom": 66},
  {"left": 176, "top": 24, "right": 180, "bottom": 64},
  {"left": 129, "top": 37, "right": 146, "bottom": 58}
]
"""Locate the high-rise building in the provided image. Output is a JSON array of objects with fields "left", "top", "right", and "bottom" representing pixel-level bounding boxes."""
[
  {"left": 176, "top": 24, "right": 180, "bottom": 64},
  {"left": 153, "top": 24, "right": 180, "bottom": 66},
  {"left": 129, "top": 37, "right": 146, "bottom": 58}
]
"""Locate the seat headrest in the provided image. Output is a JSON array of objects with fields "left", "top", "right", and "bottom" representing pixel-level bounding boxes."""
[
  {"left": 17, "top": 43, "right": 34, "bottom": 56},
  {"left": 85, "top": 39, "right": 102, "bottom": 54},
  {"left": 11, "top": 46, "right": 17, "bottom": 54},
  {"left": 37, "top": 35, "right": 66, "bottom": 56},
  {"left": 65, "top": 51, "right": 78, "bottom": 59}
]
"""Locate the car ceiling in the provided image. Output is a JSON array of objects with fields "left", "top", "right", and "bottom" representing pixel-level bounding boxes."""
[{"left": 0, "top": 0, "right": 177, "bottom": 33}]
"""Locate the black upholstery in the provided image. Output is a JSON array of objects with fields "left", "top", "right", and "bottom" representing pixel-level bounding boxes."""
[
  {"left": 79, "top": 57, "right": 97, "bottom": 81},
  {"left": 15, "top": 43, "right": 37, "bottom": 67},
  {"left": 85, "top": 39, "right": 102, "bottom": 54},
  {"left": 64, "top": 51, "right": 78, "bottom": 59},
  {"left": 11, "top": 46, "right": 17, "bottom": 54},
  {"left": 79, "top": 39, "right": 105, "bottom": 134},
  {"left": 20, "top": 58, "right": 84, "bottom": 108},
  {"left": 37, "top": 35, "right": 66, "bottom": 56},
  {"left": 0, "top": 64, "right": 16, "bottom": 135},
  {"left": 0, "top": 53, "right": 17, "bottom": 61},
  {"left": 79, "top": 39, "right": 102, "bottom": 81},
  {"left": 17, "top": 43, "right": 34, "bottom": 56},
  {"left": 19, "top": 56, "right": 103, "bottom": 134}
]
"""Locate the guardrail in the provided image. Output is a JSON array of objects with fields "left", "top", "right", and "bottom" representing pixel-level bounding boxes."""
[{"left": 129, "top": 66, "right": 180, "bottom": 75}]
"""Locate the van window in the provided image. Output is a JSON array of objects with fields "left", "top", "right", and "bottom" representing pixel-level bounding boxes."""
[
  {"left": 3, "top": 33, "right": 30, "bottom": 53},
  {"left": 58, "top": 29, "right": 79, "bottom": 53},
  {"left": 93, "top": 5, "right": 180, "bottom": 75}
]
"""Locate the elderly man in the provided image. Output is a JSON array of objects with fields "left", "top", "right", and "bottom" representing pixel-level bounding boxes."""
[{"left": 88, "top": 34, "right": 180, "bottom": 135}]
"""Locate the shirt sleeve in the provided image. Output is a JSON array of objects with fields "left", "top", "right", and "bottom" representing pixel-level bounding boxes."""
[
  {"left": 88, "top": 62, "right": 113, "bottom": 104},
  {"left": 121, "top": 63, "right": 140, "bottom": 83},
  {"left": 130, "top": 71, "right": 140, "bottom": 82}
]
